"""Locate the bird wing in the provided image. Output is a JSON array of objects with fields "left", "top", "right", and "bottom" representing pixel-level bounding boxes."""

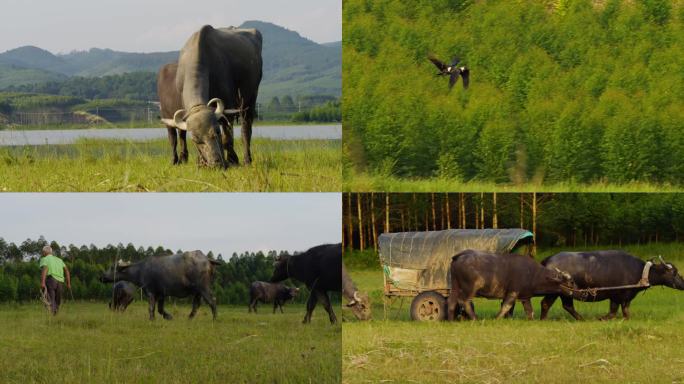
[
  {"left": 428, "top": 54, "right": 447, "bottom": 71},
  {"left": 449, "top": 68, "right": 460, "bottom": 89},
  {"left": 460, "top": 67, "right": 470, "bottom": 89}
]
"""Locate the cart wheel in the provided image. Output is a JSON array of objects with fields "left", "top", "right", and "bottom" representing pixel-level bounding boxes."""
[{"left": 410, "top": 291, "right": 447, "bottom": 321}]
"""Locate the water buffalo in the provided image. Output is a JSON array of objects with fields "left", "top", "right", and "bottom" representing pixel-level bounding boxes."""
[
  {"left": 101, "top": 251, "right": 220, "bottom": 320},
  {"left": 540, "top": 251, "right": 684, "bottom": 320},
  {"left": 109, "top": 281, "right": 136, "bottom": 312},
  {"left": 158, "top": 62, "right": 188, "bottom": 165},
  {"left": 248, "top": 281, "right": 299, "bottom": 314},
  {"left": 271, "top": 243, "right": 341, "bottom": 324},
  {"left": 447, "top": 249, "right": 576, "bottom": 320},
  {"left": 342, "top": 262, "right": 371, "bottom": 320},
  {"left": 161, "top": 25, "right": 263, "bottom": 168}
]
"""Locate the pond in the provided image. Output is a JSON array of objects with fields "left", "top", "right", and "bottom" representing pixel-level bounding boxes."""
[{"left": 0, "top": 124, "right": 341, "bottom": 146}]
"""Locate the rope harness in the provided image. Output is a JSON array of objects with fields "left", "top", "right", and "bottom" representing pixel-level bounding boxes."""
[{"left": 570, "top": 261, "right": 652, "bottom": 300}]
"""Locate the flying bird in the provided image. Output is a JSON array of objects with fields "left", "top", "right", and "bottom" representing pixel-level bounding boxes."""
[{"left": 428, "top": 54, "right": 469, "bottom": 90}]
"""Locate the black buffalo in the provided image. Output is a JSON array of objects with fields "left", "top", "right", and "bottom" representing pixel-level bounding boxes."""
[
  {"left": 248, "top": 281, "right": 300, "bottom": 314},
  {"left": 109, "top": 281, "right": 136, "bottom": 312},
  {"left": 158, "top": 62, "right": 188, "bottom": 165},
  {"left": 160, "top": 25, "right": 263, "bottom": 168},
  {"left": 101, "top": 251, "right": 220, "bottom": 320},
  {"left": 447, "top": 249, "right": 576, "bottom": 320},
  {"left": 342, "top": 262, "right": 371, "bottom": 320},
  {"left": 271, "top": 243, "right": 341, "bottom": 324},
  {"left": 540, "top": 251, "right": 684, "bottom": 320}
]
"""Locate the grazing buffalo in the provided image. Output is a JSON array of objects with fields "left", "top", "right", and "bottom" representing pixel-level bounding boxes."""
[
  {"left": 101, "top": 251, "right": 220, "bottom": 320},
  {"left": 342, "top": 263, "right": 371, "bottom": 320},
  {"left": 271, "top": 243, "right": 341, "bottom": 324},
  {"left": 447, "top": 249, "right": 576, "bottom": 320},
  {"left": 158, "top": 62, "right": 188, "bottom": 165},
  {"left": 160, "top": 25, "right": 263, "bottom": 168},
  {"left": 540, "top": 251, "right": 684, "bottom": 320},
  {"left": 109, "top": 281, "right": 136, "bottom": 312}
]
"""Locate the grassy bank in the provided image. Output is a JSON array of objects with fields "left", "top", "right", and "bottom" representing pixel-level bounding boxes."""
[
  {"left": 0, "top": 303, "right": 340, "bottom": 383},
  {"left": 0, "top": 138, "right": 341, "bottom": 191},
  {"left": 342, "top": 244, "right": 684, "bottom": 383},
  {"left": 343, "top": 172, "right": 683, "bottom": 193}
]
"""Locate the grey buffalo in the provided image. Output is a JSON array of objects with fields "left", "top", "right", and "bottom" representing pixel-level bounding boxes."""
[
  {"left": 108, "top": 281, "right": 136, "bottom": 312},
  {"left": 540, "top": 251, "right": 684, "bottom": 320},
  {"left": 158, "top": 62, "right": 188, "bottom": 165},
  {"left": 271, "top": 243, "right": 341, "bottom": 324},
  {"left": 248, "top": 281, "right": 299, "bottom": 314},
  {"left": 160, "top": 25, "right": 263, "bottom": 168},
  {"left": 101, "top": 250, "right": 220, "bottom": 320},
  {"left": 447, "top": 249, "right": 576, "bottom": 320},
  {"left": 342, "top": 262, "right": 371, "bottom": 320}
]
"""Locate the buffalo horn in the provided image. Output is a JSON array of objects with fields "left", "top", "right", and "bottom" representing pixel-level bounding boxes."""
[
  {"left": 173, "top": 109, "right": 188, "bottom": 131},
  {"left": 353, "top": 291, "right": 361, "bottom": 302},
  {"left": 208, "top": 98, "right": 225, "bottom": 118},
  {"left": 658, "top": 255, "right": 673, "bottom": 269}
]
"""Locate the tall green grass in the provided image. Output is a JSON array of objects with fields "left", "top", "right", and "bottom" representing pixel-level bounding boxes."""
[
  {"left": 343, "top": 244, "right": 684, "bottom": 383},
  {"left": 0, "top": 138, "right": 341, "bottom": 191},
  {"left": 344, "top": 172, "right": 683, "bottom": 193},
  {"left": 0, "top": 303, "right": 341, "bottom": 383}
]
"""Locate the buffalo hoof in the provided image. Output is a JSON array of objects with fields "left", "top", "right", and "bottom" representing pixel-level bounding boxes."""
[{"left": 163, "top": 313, "right": 173, "bottom": 320}]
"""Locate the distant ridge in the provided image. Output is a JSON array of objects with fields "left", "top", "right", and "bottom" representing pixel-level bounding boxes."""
[{"left": 0, "top": 21, "right": 341, "bottom": 101}]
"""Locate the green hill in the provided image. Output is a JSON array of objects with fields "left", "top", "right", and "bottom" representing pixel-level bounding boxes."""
[
  {"left": 343, "top": 0, "right": 684, "bottom": 185},
  {"left": 0, "top": 21, "right": 341, "bottom": 103}
]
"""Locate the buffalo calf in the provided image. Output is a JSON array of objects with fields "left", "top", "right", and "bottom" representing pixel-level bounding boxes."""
[{"left": 248, "top": 281, "right": 299, "bottom": 314}]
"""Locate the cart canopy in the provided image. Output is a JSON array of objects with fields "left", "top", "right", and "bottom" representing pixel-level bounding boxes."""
[{"left": 378, "top": 229, "right": 534, "bottom": 292}]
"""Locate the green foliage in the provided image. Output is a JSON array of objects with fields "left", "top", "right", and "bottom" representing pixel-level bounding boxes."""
[
  {"left": 5, "top": 72, "right": 158, "bottom": 100},
  {"left": 0, "top": 238, "right": 314, "bottom": 305},
  {"left": 291, "top": 101, "right": 342, "bottom": 122},
  {"left": 343, "top": 0, "right": 684, "bottom": 185}
]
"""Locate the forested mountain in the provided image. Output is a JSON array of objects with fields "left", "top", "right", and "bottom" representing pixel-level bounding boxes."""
[
  {"left": 343, "top": 0, "right": 684, "bottom": 184},
  {"left": 0, "top": 21, "right": 341, "bottom": 102}
]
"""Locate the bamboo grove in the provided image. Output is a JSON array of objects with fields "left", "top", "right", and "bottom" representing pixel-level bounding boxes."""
[{"left": 343, "top": 193, "right": 684, "bottom": 251}]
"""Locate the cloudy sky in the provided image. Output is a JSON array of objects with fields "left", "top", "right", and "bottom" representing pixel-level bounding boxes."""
[
  {"left": 0, "top": 193, "right": 341, "bottom": 258},
  {"left": 0, "top": 0, "right": 341, "bottom": 53}
]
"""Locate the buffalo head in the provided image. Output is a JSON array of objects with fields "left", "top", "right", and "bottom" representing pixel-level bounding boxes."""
[
  {"left": 287, "top": 287, "right": 300, "bottom": 300},
  {"left": 650, "top": 256, "right": 684, "bottom": 290},
  {"left": 346, "top": 291, "right": 372, "bottom": 320},
  {"left": 161, "top": 98, "right": 241, "bottom": 168},
  {"left": 271, "top": 254, "right": 290, "bottom": 282},
  {"left": 550, "top": 268, "right": 577, "bottom": 296},
  {"left": 100, "top": 260, "right": 132, "bottom": 283}
]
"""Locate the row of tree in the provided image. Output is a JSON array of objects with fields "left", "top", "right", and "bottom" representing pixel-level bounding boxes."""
[
  {"left": 4, "top": 72, "right": 158, "bottom": 101},
  {"left": 0, "top": 238, "right": 311, "bottom": 305},
  {"left": 343, "top": 193, "right": 684, "bottom": 252},
  {"left": 343, "top": 0, "right": 684, "bottom": 184}
]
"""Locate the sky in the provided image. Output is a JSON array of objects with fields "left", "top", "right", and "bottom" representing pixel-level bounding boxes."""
[
  {"left": 0, "top": 193, "right": 341, "bottom": 258},
  {"left": 0, "top": 0, "right": 342, "bottom": 53}
]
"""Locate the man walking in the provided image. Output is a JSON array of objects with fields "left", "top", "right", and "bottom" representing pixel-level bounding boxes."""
[{"left": 39, "top": 245, "right": 71, "bottom": 315}]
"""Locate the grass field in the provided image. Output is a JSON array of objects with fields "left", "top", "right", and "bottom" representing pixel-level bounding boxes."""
[
  {"left": 0, "top": 302, "right": 341, "bottom": 383},
  {"left": 0, "top": 138, "right": 341, "bottom": 191},
  {"left": 342, "top": 244, "right": 684, "bottom": 383},
  {"left": 344, "top": 172, "right": 683, "bottom": 193}
]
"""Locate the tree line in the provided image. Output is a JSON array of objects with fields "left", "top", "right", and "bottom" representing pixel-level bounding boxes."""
[
  {"left": 0, "top": 238, "right": 311, "bottom": 305},
  {"left": 343, "top": 193, "right": 684, "bottom": 252},
  {"left": 343, "top": 0, "right": 684, "bottom": 184}
]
